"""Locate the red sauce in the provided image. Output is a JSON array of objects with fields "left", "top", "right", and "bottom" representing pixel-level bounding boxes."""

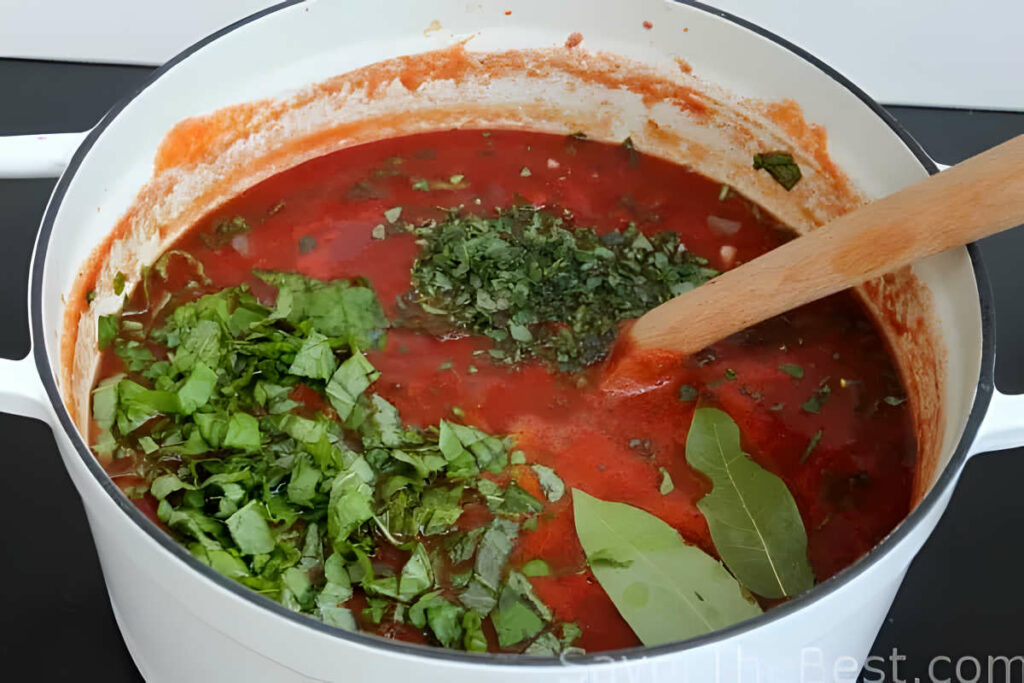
[{"left": 94, "top": 129, "right": 914, "bottom": 652}]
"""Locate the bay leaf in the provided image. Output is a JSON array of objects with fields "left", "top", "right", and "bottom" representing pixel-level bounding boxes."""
[
  {"left": 572, "top": 489, "right": 761, "bottom": 646},
  {"left": 686, "top": 407, "right": 814, "bottom": 599}
]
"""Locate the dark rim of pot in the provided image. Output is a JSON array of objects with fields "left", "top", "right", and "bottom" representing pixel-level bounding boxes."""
[{"left": 29, "top": 0, "right": 995, "bottom": 668}]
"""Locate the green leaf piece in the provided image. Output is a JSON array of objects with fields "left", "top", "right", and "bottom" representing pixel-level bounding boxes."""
[
  {"left": 573, "top": 489, "right": 762, "bottom": 646},
  {"left": 326, "top": 351, "right": 380, "bottom": 420},
  {"left": 778, "top": 363, "right": 804, "bottom": 379},
  {"left": 98, "top": 314, "right": 120, "bottom": 350},
  {"left": 752, "top": 152, "right": 802, "bottom": 191},
  {"left": 685, "top": 407, "right": 814, "bottom": 599},
  {"left": 531, "top": 464, "right": 565, "bottom": 502},
  {"left": 409, "top": 206, "right": 718, "bottom": 369},
  {"left": 288, "top": 331, "right": 338, "bottom": 380},
  {"left": 226, "top": 500, "right": 276, "bottom": 555}
]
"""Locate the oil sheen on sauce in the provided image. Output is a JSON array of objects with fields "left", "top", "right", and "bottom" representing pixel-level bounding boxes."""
[{"left": 95, "top": 129, "right": 915, "bottom": 652}]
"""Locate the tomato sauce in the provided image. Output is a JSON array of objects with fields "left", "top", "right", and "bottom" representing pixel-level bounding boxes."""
[{"left": 94, "top": 129, "right": 914, "bottom": 652}]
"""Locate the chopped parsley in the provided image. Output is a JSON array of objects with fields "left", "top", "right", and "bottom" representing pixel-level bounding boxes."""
[
  {"left": 408, "top": 206, "right": 717, "bottom": 369},
  {"left": 800, "top": 429, "right": 823, "bottom": 463},
  {"left": 801, "top": 380, "right": 832, "bottom": 414},
  {"left": 778, "top": 363, "right": 804, "bottom": 379}
]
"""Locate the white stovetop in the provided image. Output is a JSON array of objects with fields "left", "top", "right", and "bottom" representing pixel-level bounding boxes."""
[{"left": 0, "top": 0, "right": 1020, "bottom": 111}]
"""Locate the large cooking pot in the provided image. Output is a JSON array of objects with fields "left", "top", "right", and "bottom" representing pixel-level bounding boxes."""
[{"left": 1, "top": 1, "right": 1022, "bottom": 681}]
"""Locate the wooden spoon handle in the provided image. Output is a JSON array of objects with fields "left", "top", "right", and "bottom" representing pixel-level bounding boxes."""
[{"left": 630, "top": 134, "right": 1024, "bottom": 355}]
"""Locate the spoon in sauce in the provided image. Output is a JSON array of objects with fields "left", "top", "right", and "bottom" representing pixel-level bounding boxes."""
[{"left": 629, "top": 135, "right": 1024, "bottom": 355}]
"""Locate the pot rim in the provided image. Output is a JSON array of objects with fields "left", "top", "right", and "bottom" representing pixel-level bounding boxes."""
[{"left": 29, "top": 0, "right": 996, "bottom": 668}]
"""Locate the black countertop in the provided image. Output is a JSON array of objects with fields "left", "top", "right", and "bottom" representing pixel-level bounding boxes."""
[{"left": 1, "top": 59, "right": 1022, "bottom": 681}]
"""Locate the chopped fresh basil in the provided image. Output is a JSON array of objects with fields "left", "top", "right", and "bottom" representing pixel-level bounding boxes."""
[
  {"left": 520, "top": 559, "right": 550, "bottom": 577},
  {"left": 752, "top": 152, "right": 802, "bottom": 191},
  {"left": 531, "top": 464, "right": 565, "bottom": 502}
]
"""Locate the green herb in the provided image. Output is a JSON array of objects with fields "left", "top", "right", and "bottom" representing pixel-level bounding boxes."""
[
  {"left": 113, "top": 271, "right": 126, "bottom": 296},
  {"left": 384, "top": 206, "right": 403, "bottom": 223},
  {"left": 520, "top": 167, "right": 532, "bottom": 177},
  {"left": 520, "top": 559, "right": 550, "bottom": 577},
  {"left": 883, "top": 395, "right": 906, "bottom": 406},
  {"left": 289, "top": 331, "right": 338, "bottom": 380},
  {"left": 658, "top": 467, "right": 674, "bottom": 495},
  {"left": 678, "top": 384, "right": 698, "bottom": 402},
  {"left": 724, "top": 368, "right": 737, "bottom": 381},
  {"left": 685, "top": 407, "right": 814, "bottom": 598},
  {"left": 460, "top": 518, "right": 519, "bottom": 616},
  {"left": 752, "top": 152, "right": 802, "bottom": 191},
  {"left": 621, "top": 136, "right": 639, "bottom": 166},
  {"left": 201, "top": 215, "right": 251, "bottom": 249},
  {"left": 86, "top": 289, "right": 96, "bottom": 303},
  {"left": 531, "top": 464, "right": 565, "bottom": 502},
  {"left": 718, "top": 184, "right": 730, "bottom": 201},
  {"left": 225, "top": 500, "right": 276, "bottom": 555},
  {"left": 573, "top": 489, "right": 761, "bottom": 645},
  {"left": 91, "top": 269, "right": 570, "bottom": 651},
  {"left": 409, "top": 206, "right": 717, "bottom": 369},
  {"left": 326, "top": 351, "right": 380, "bottom": 420},
  {"left": 153, "top": 250, "right": 210, "bottom": 284},
  {"left": 113, "top": 339, "right": 154, "bottom": 372},
  {"left": 254, "top": 271, "right": 388, "bottom": 350},
  {"left": 801, "top": 381, "right": 831, "bottom": 414},
  {"left": 409, "top": 176, "right": 468, "bottom": 192},
  {"left": 492, "top": 571, "right": 548, "bottom": 647},
  {"left": 801, "top": 429, "right": 823, "bottom": 463},
  {"left": 778, "top": 363, "right": 804, "bottom": 379},
  {"left": 97, "top": 314, "right": 120, "bottom": 350}
]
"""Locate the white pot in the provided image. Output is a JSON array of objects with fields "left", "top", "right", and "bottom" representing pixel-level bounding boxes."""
[{"left": 1, "top": 1, "right": 1021, "bottom": 681}]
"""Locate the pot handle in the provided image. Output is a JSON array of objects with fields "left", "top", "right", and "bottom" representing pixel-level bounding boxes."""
[
  {"left": 970, "top": 388, "right": 1024, "bottom": 456},
  {"left": 0, "top": 355, "right": 52, "bottom": 423},
  {"left": 0, "top": 132, "right": 89, "bottom": 178},
  {"left": 0, "top": 131, "right": 84, "bottom": 424}
]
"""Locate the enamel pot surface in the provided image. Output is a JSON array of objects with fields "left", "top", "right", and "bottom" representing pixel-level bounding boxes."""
[{"left": 1, "top": 2, "right": 1022, "bottom": 681}]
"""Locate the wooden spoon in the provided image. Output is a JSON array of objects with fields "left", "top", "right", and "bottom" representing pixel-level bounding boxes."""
[{"left": 629, "top": 134, "right": 1024, "bottom": 355}]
